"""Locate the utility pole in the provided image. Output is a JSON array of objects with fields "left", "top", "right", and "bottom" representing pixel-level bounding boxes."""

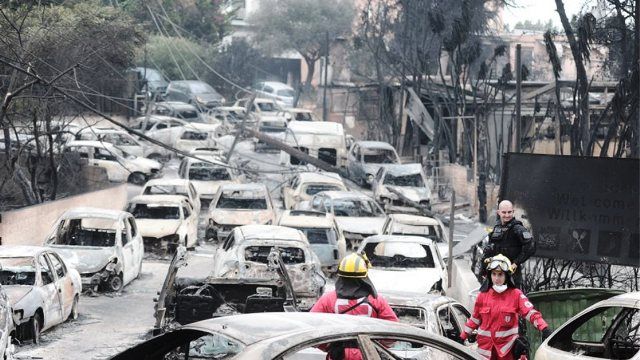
[
  {"left": 515, "top": 44, "right": 522, "bottom": 153},
  {"left": 322, "top": 32, "right": 329, "bottom": 122},
  {"left": 447, "top": 191, "right": 456, "bottom": 289}
]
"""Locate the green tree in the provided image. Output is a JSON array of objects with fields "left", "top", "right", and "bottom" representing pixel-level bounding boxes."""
[
  {"left": 140, "top": 35, "right": 211, "bottom": 81},
  {"left": 248, "top": 0, "right": 356, "bottom": 90}
]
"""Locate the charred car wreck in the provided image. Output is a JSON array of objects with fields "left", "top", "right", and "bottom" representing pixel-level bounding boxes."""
[{"left": 154, "top": 225, "right": 326, "bottom": 332}]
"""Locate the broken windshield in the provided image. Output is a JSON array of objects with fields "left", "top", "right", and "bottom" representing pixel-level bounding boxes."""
[
  {"left": 244, "top": 246, "right": 305, "bottom": 264},
  {"left": 216, "top": 193, "right": 267, "bottom": 209},
  {"left": 0, "top": 257, "right": 36, "bottom": 286},
  {"left": 189, "top": 166, "right": 231, "bottom": 181},
  {"left": 362, "top": 150, "right": 398, "bottom": 164},
  {"left": 363, "top": 241, "right": 435, "bottom": 268},
  {"left": 53, "top": 218, "right": 118, "bottom": 247},
  {"left": 297, "top": 228, "right": 336, "bottom": 245},
  {"left": 332, "top": 199, "right": 383, "bottom": 217},
  {"left": 304, "top": 184, "right": 342, "bottom": 196},
  {"left": 384, "top": 173, "right": 425, "bottom": 187},
  {"left": 129, "top": 204, "right": 180, "bottom": 220}
]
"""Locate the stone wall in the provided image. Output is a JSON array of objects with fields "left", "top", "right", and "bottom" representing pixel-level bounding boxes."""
[{"left": 0, "top": 184, "right": 127, "bottom": 246}]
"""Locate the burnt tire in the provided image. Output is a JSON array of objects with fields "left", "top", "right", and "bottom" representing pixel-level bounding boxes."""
[
  {"left": 30, "top": 313, "right": 42, "bottom": 345},
  {"left": 108, "top": 274, "right": 123, "bottom": 292},
  {"left": 68, "top": 296, "right": 79, "bottom": 321},
  {"left": 127, "top": 172, "right": 147, "bottom": 185}
]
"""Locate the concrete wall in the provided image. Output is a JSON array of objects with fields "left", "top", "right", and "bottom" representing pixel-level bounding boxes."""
[
  {"left": 440, "top": 164, "right": 500, "bottom": 214},
  {"left": 0, "top": 184, "right": 127, "bottom": 246}
]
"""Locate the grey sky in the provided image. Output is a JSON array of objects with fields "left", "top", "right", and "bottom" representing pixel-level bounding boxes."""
[{"left": 503, "top": 0, "right": 595, "bottom": 28}]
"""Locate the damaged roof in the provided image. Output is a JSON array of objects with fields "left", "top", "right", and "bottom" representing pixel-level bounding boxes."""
[
  {"left": 57, "top": 207, "right": 128, "bottom": 220},
  {"left": 296, "top": 172, "right": 344, "bottom": 184},
  {"left": 356, "top": 141, "right": 395, "bottom": 150},
  {"left": 287, "top": 121, "right": 344, "bottom": 135},
  {"left": 364, "top": 234, "right": 435, "bottom": 246},
  {"left": 129, "top": 194, "right": 188, "bottom": 204},
  {"left": 278, "top": 210, "right": 334, "bottom": 228},
  {"left": 382, "top": 163, "right": 424, "bottom": 175},
  {"left": 220, "top": 183, "right": 266, "bottom": 193},
  {"left": 389, "top": 214, "right": 440, "bottom": 226},
  {"left": 238, "top": 225, "right": 306, "bottom": 242}
]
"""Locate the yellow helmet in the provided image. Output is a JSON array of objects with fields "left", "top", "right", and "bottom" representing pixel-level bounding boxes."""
[
  {"left": 338, "top": 253, "right": 370, "bottom": 278},
  {"left": 486, "top": 254, "right": 513, "bottom": 273}
]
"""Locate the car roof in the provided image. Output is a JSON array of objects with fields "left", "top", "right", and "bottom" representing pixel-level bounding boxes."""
[
  {"left": 363, "top": 234, "right": 434, "bottom": 246},
  {"left": 237, "top": 225, "right": 306, "bottom": 242},
  {"left": 143, "top": 179, "right": 191, "bottom": 187},
  {"left": 317, "top": 191, "right": 372, "bottom": 201},
  {"left": 155, "top": 101, "right": 199, "bottom": 110},
  {"left": 597, "top": 291, "right": 640, "bottom": 306},
  {"left": 135, "top": 115, "right": 187, "bottom": 123},
  {"left": 356, "top": 141, "right": 396, "bottom": 150},
  {"left": 184, "top": 156, "right": 227, "bottom": 166},
  {"left": 183, "top": 312, "right": 438, "bottom": 347},
  {"left": 219, "top": 183, "right": 266, "bottom": 192},
  {"left": 278, "top": 210, "right": 334, "bottom": 228},
  {"left": 288, "top": 108, "right": 312, "bottom": 113},
  {"left": 259, "top": 81, "right": 294, "bottom": 90},
  {"left": 0, "top": 245, "right": 49, "bottom": 258},
  {"left": 389, "top": 214, "right": 439, "bottom": 226},
  {"left": 287, "top": 121, "right": 344, "bottom": 135},
  {"left": 382, "top": 163, "right": 424, "bottom": 175},
  {"left": 65, "top": 140, "right": 116, "bottom": 149},
  {"left": 296, "top": 172, "right": 344, "bottom": 184},
  {"left": 77, "top": 127, "right": 127, "bottom": 135},
  {"left": 59, "top": 207, "right": 129, "bottom": 220},
  {"left": 129, "top": 194, "right": 187, "bottom": 204}
]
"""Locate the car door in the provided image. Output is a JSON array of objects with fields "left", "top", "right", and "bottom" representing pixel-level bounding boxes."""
[
  {"left": 347, "top": 144, "right": 359, "bottom": 178},
  {"left": 182, "top": 202, "right": 197, "bottom": 247},
  {"left": 38, "top": 254, "right": 64, "bottom": 327},
  {"left": 372, "top": 167, "right": 385, "bottom": 199},
  {"left": 127, "top": 216, "right": 144, "bottom": 278},
  {"left": 188, "top": 182, "right": 201, "bottom": 216},
  {"left": 93, "top": 146, "right": 128, "bottom": 182},
  {"left": 46, "top": 252, "right": 74, "bottom": 321},
  {"left": 121, "top": 218, "right": 136, "bottom": 284},
  {"left": 283, "top": 175, "right": 298, "bottom": 209}
]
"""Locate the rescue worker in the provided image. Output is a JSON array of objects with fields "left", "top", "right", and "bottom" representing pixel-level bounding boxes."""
[
  {"left": 461, "top": 254, "right": 552, "bottom": 360},
  {"left": 483, "top": 200, "right": 535, "bottom": 288},
  {"left": 311, "top": 253, "right": 398, "bottom": 360}
]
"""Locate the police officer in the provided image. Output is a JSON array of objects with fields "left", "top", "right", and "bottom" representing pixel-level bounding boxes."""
[{"left": 483, "top": 200, "right": 535, "bottom": 289}]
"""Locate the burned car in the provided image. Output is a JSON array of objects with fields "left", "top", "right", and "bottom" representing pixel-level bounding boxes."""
[
  {"left": 178, "top": 156, "right": 239, "bottom": 204},
  {"left": 153, "top": 225, "right": 325, "bottom": 329},
  {"left": 127, "top": 195, "right": 199, "bottom": 252},
  {"left": 141, "top": 178, "right": 201, "bottom": 217},
  {"left": 372, "top": 163, "right": 432, "bottom": 214},
  {"left": 281, "top": 172, "right": 347, "bottom": 210},
  {"left": 357, "top": 235, "right": 447, "bottom": 295},
  {"left": 46, "top": 208, "right": 144, "bottom": 292},
  {"left": 277, "top": 210, "right": 346, "bottom": 274},
  {"left": 0, "top": 246, "right": 81, "bottom": 344},
  {"left": 384, "top": 292, "right": 475, "bottom": 347},
  {"left": 346, "top": 140, "right": 400, "bottom": 186},
  {"left": 116, "top": 312, "right": 480, "bottom": 360},
  {"left": 206, "top": 183, "right": 277, "bottom": 242},
  {"left": 306, "top": 191, "right": 386, "bottom": 250},
  {"left": 381, "top": 214, "right": 452, "bottom": 258}
]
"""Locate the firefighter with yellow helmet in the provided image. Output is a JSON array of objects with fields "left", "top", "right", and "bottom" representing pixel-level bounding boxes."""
[{"left": 311, "top": 253, "right": 398, "bottom": 359}]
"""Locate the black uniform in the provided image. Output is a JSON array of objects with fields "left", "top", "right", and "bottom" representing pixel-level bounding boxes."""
[{"left": 483, "top": 218, "right": 535, "bottom": 288}]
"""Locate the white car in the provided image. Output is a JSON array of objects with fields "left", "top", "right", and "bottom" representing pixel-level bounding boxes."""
[
  {"left": 280, "top": 121, "right": 348, "bottom": 168},
  {"left": 208, "top": 106, "right": 258, "bottom": 130},
  {"left": 0, "top": 246, "right": 81, "bottom": 344},
  {"left": 206, "top": 183, "right": 277, "bottom": 242},
  {"left": 347, "top": 140, "right": 401, "bottom": 186},
  {"left": 536, "top": 291, "right": 640, "bottom": 360},
  {"left": 212, "top": 225, "right": 325, "bottom": 309},
  {"left": 75, "top": 127, "right": 171, "bottom": 161},
  {"left": 127, "top": 195, "right": 199, "bottom": 251},
  {"left": 357, "top": 235, "right": 447, "bottom": 295},
  {"left": 372, "top": 163, "right": 432, "bottom": 213},
  {"left": 131, "top": 115, "right": 189, "bottom": 146},
  {"left": 141, "top": 178, "right": 202, "bottom": 216},
  {"left": 306, "top": 191, "right": 386, "bottom": 250},
  {"left": 277, "top": 210, "right": 347, "bottom": 273},
  {"left": 63, "top": 140, "right": 162, "bottom": 185},
  {"left": 281, "top": 172, "right": 347, "bottom": 210},
  {"left": 381, "top": 214, "right": 452, "bottom": 258},
  {"left": 177, "top": 155, "right": 239, "bottom": 203},
  {"left": 45, "top": 208, "right": 144, "bottom": 293},
  {"left": 254, "top": 114, "right": 288, "bottom": 151},
  {"left": 282, "top": 108, "right": 318, "bottom": 122},
  {"left": 174, "top": 123, "right": 229, "bottom": 154},
  {"left": 234, "top": 97, "right": 284, "bottom": 119},
  {"left": 253, "top": 81, "right": 295, "bottom": 108}
]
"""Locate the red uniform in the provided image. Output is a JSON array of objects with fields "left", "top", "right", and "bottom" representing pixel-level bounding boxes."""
[
  {"left": 461, "top": 287, "right": 548, "bottom": 360},
  {"left": 310, "top": 291, "right": 398, "bottom": 360}
]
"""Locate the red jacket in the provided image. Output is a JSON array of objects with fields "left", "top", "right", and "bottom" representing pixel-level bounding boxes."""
[
  {"left": 310, "top": 291, "right": 398, "bottom": 360},
  {"left": 461, "top": 287, "right": 548, "bottom": 359}
]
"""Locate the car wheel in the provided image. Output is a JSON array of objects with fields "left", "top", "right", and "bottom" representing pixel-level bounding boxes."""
[
  {"left": 30, "top": 313, "right": 42, "bottom": 345},
  {"left": 127, "top": 172, "right": 147, "bottom": 185},
  {"left": 68, "top": 296, "right": 79, "bottom": 321},
  {"left": 108, "top": 274, "right": 123, "bottom": 292}
]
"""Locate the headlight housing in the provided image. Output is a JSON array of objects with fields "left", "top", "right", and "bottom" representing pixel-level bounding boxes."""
[
  {"left": 366, "top": 174, "right": 374, "bottom": 183},
  {"left": 105, "top": 260, "right": 117, "bottom": 272}
]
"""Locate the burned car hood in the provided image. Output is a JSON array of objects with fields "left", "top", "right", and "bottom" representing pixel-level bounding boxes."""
[
  {"left": 368, "top": 268, "right": 441, "bottom": 295},
  {"left": 49, "top": 246, "right": 115, "bottom": 274},
  {"left": 336, "top": 217, "right": 385, "bottom": 235},
  {"left": 211, "top": 210, "right": 274, "bottom": 226},
  {"left": 5, "top": 286, "right": 33, "bottom": 306},
  {"left": 136, "top": 219, "right": 181, "bottom": 238},
  {"left": 385, "top": 186, "right": 430, "bottom": 202}
]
